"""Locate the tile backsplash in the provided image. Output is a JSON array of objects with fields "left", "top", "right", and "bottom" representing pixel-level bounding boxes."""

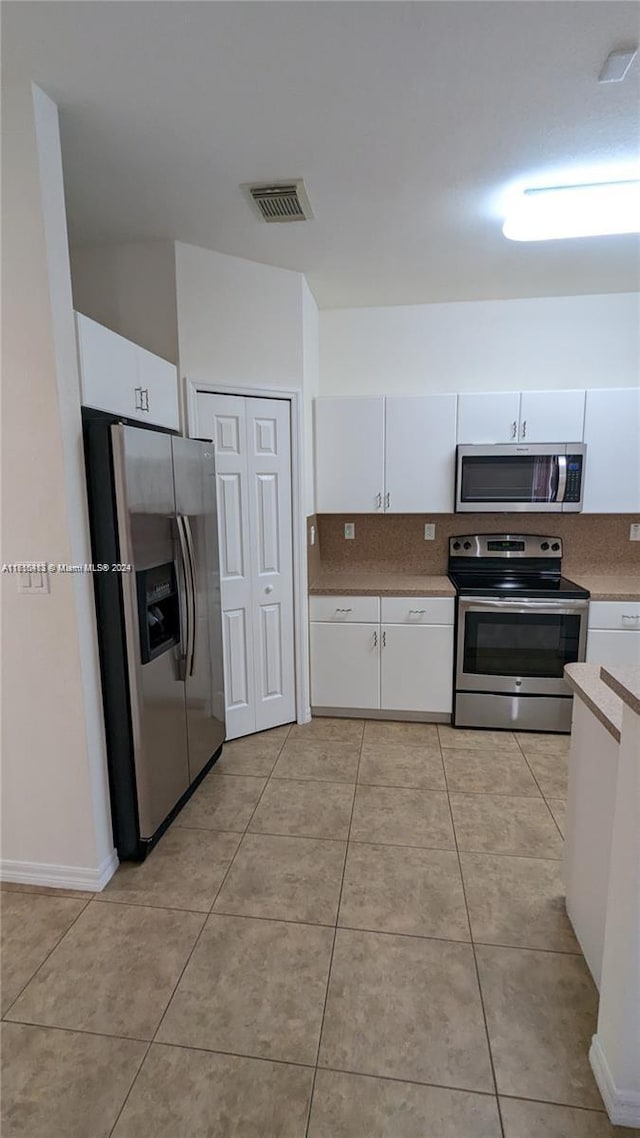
[{"left": 312, "top": 514, "right": 640, "bottom": 577}]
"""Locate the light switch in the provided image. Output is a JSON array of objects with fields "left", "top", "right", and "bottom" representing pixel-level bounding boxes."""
[
  {"left": 424, "top": 524, "right": 436, "bottom": 540},
  {"left": 630, "top": 523, "right": 640, "bottom": 541},
  {"left": 344, "top": 523, "right": 355, "bottom": 540},
  {"left": 310, "top": 525, "right": 316, "bottom": 546},
  {"left": 18, "top": 571, "right": 50, "bottom": 594}
]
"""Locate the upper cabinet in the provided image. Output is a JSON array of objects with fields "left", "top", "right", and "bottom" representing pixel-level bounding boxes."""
[
  {"left": 384, "top": 395, "right": 457, "bottom": 512},
  {"left": 76, "top": 312, "right": 180, "bottom": 432},
  {"left": 456, "top": 392, "right": 520, "bottom": 444},
  {"left": 582, "top": 388, "right": 640, "bottom": 514},
  {"left": 315, "top": 394, "right": 457, "bottom": 513},
  {"left": 457, "top": 389, "right": 585, "bottom": 444},
  {"left": 518, "top": 390, "right": 585, "bottom": 443},
  {"left": 315, "top": 397, "right": 385, "bottom": 513}
]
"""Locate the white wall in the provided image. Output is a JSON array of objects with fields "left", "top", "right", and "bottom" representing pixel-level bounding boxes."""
[
  {"left": 175, "top": 242, "right": 305, "bottom": 389},
  {"left": 1, "top": 83, "right": 115, "bottom": 886},
  {"left": 70, "top": 240, "right": 178, "bottom": 364},
  {"left": 320, "top": 292, "right": 640, "bottom": 396},
  {"left": 302, "top": 279, "right": 319, "bottom": 516}
]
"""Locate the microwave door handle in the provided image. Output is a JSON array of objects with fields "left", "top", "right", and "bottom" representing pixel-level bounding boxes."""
[{"left": 556, "top": 455, "right": 567, "bottom": 503}]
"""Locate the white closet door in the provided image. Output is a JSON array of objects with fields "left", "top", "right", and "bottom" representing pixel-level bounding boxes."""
[
  {"left": 205, "top": 395, "right": 255, "bottom": 738},
  {"left": 245, "top": 398, "right": 295, "bottom": 732},
  {"left": 197, "top": 392, "right": 295, "bottom": 739}
]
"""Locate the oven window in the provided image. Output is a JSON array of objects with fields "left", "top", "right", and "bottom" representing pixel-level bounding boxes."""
[
  {"left": 460, "top": 455, "right": 557, "bottom": 503},
  {"left": 463, "top": 611, "right": 581, "bottom": 678}
]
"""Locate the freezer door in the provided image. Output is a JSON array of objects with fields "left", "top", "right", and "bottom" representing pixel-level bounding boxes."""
[
  {"left": 172, "top": 436, "right": 226, "bottom": 780},
  {"left": 111, "top": 424, "right": 190, "bottom": 839}
]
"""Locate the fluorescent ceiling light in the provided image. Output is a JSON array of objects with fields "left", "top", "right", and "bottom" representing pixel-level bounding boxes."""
[{"left": 503, "top": 180, "right": 640, "bottom": 241}]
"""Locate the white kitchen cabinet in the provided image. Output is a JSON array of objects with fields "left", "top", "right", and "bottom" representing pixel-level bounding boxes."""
[
  {"left": 586, "top": 600, "right": 640, "bottom": 666},
  {"left": 456, "top": 392, "right": 520, "bottom": 444},
  {"left": 582, "top": 388, "right": 640, "bottom": 513},
  {"left": 384, "top": 394, "right": 457, "bottom": 512},
  {"left": 315, "top": 397, "right": 384, "bottom": 513},
  {"left": 136, "top": 344, "right": 181, "bottom": 431},
  {"left": 76, "top": 312, "right": 179, "bottom": 431},
  {"left": 457, "top": 389, "right": 585, "bottom": 445},
  {"left": 518, "top": 389, "right": 585, "bottom": 443},
  {"left": 310, "top": 593, "right": 454, "bottom": 715},
  {"left": 380, "top": 623, "right": 453, "bottom": 712},
  {"left": 310, "top": 622, "right": 380, "bottom": 709},
  {"left": 586, "top": 630, "right": 640, "bottom": 667}
]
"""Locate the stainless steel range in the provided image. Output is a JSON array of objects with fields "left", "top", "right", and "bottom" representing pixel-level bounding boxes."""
[{"left": 448, "top": 534, "right": 590, "bottom": 733}]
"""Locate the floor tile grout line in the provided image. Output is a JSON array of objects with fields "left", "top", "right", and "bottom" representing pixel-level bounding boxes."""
[
  {"left": 0, "top": 895, "right": 93, "bottom": 1021},
  {"left": 514, "top": 737, "right": 567, "bottom": 838},
  {"left": 440, "top": 741, "right": 506, "bottom": 1138},
  {"left": 303, "top": 720, "right": 364, "bottom": 1138}
]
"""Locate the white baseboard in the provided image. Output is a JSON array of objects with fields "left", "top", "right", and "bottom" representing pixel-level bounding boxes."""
[
  {"left": 590, "top": 1034, "right": 640, "bottom": 1127},
  {"left": 0, "top": 849, "right": 119, "bottom": 893}
]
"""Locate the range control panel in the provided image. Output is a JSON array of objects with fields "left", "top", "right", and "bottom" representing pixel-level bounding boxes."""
[{"left": 449, "top": 535, "right": 563, "bottom": 558}]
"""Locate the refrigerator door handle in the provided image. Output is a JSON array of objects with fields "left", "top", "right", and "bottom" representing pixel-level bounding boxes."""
[
  {"left": 177, "top": 514, "right": 195, "bottom": 673},
  {"left": 176, "top": 515, "right": 195, "bottom": 679}
]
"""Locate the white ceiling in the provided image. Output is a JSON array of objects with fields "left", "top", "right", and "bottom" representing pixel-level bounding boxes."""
[{"left": 4, "top": 1, "right": 640, "bottom": 308}]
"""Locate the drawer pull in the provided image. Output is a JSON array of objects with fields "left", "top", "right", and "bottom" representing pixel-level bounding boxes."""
[
  {"left": 409, "top": 609, "right": 427, "bottom": 615},
  {"left": 335, "top": 607, "right": 353, "bottom": 613},
  {"left": 622, "top": 614, "right": 640, "bottom": 622}
]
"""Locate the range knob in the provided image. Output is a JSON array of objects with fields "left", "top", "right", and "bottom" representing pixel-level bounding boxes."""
[
  {"left": 540, "top": 541, "right": 549, "bottom": 551},
  {"left": 463, "top": 541, "right": 472, "bottom": 550},
  {"left": 551, "top": 542, "right": 560, "bottom": 551},
  {"left": 453, "top": 541, "right": 461, "bottom": 550}
]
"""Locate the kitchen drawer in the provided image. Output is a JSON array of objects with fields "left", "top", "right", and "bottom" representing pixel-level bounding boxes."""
[
  {"left": 588, "top": 601, "right": 640, "bottom": 631},
  {"left": 309, "top": 595, "right": 380, "bottom": 623},
  {"left": 380, "top": 597, "right": 454, "bottom": 625},
  {"left": 586, "top": 629, "right": 640, "bottom": 667}
]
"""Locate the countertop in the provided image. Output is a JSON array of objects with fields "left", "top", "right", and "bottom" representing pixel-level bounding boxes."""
[
  {"left": 564, "top": 663, "right": 623, "bottom": 743},
  {"left": 308, "top": 571, "right": 456, "bottom": 598},
  {"left": 568, "top": 573, "right": 640, "bottom": 601},
  {"left": 600, "top": 665, "right": 640, "bottom": 717}
]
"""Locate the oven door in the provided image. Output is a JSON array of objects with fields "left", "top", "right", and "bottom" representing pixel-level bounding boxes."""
[{"left": 456, "top": 597, "right": 588, "bottom": 695}]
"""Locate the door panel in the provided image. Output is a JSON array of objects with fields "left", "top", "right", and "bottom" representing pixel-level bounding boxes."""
[
  {"left": 457, "top": 392, "right": 520, "bottom": 444},
  {"left": 384, "top": 395, "right": 457, "bottom": 512},
  {"left": 111, "top": 425, "right": 190, "bottom": 838},
  {"left": 196, "top": 392, "right": 296, "bottom": 738},
  {"left": 310, "top": 622, "right": 380, "bottom": 709},
  {"left": 518, "top": 389, "right": 585, "bottom": 443},
  {"left": 315, "top": 397, "right": 385, "bottom": 512},
  {"left": 246, "top": 397, "right": 295, "bottom": 732},
  {"left": 381, "top": 624, "right": 453, "bottom": 713},
  {"left": 172, "top": 437, "right": 225, "bottom": 778}
]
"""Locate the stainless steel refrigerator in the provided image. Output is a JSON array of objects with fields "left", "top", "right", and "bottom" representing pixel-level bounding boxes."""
[{"left": 83, "top": 414, "right": 225, "bottom": 859}]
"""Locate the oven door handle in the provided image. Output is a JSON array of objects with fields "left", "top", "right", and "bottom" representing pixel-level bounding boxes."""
[{"left": 462, "top": 599, "right": 588, "bottom": 614}]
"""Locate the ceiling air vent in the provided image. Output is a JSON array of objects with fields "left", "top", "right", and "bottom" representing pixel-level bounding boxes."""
[{"left": 247, "top": 180, "right": 313, "bottom": 223}]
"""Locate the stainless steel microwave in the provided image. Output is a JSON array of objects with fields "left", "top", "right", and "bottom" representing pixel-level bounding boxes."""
[{"left": 455, "top": 443, "right": 586, "bottom": 513}]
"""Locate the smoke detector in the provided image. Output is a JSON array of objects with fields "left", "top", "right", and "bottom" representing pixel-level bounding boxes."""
[{"left": 245, "top": 180, "right": 314, "bottom": 223}]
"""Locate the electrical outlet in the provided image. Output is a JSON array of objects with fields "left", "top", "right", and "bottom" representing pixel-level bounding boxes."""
[
  {"left": 424, "top": 523, "right": 436, "bottom": 540},
  {"left": 630, "top": 523, "right": 640, "bottom": 541},
  {"left": 344, "top": 523, "right": 355, "bottom": 540}
]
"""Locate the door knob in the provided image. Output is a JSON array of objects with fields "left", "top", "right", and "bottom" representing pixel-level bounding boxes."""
[{"left": 265, "top": 585, "right": 273, "bottom": 594}]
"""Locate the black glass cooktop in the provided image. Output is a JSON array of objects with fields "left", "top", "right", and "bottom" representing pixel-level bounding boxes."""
[{"left": 448, "top": 572, "right": 590, "bottom": 600}]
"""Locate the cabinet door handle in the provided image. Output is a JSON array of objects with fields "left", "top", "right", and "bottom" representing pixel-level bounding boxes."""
[
  {"left": 511, "top": 420, "right": 517, "bottom": 439},
  {"left": 134, "top": 386, "right": 143, "bottom": 410},
  {"left": 373, "top": 630, "right": 378, "bottom": 647},
  {"left": 376, "top": 492, "right": 382, "bottom": 510},
  {"left": 382, "top": 630, "right": 386, "bottom": 647},
  {"left": 141, "top": 387, "right": 150, "bottom": 412},
  {"left": 521, "top": 419, "right": 527, "bottom": 439},
  {"left": 385, "top": 491, "right": 390, "bottom": 510}
]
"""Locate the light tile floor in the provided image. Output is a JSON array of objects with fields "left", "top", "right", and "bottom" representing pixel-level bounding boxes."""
[{"left": 1, "top": 719, "right": 635, "bottom": 1137}]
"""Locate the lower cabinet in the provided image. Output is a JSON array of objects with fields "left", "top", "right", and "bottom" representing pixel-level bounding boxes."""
[
  {"left": 310, "top": 622, "right": 380, "bottom": 709},
  {"left": 586, "top": 601, "right": 640, "bottom": 667},
  {"left": 309, "top": 595, "right": 454, "bottom": 716}
]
